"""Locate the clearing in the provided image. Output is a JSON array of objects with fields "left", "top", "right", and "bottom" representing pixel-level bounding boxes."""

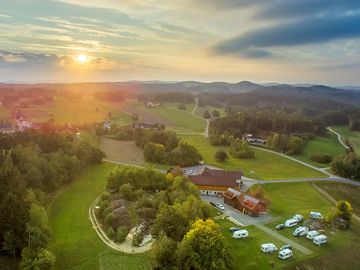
[
  {"left": 180, "top": 134, "right": 326, "bottom": 179},
  {"left": 48, "top": 163, "right": 151, "bottom": 270},
  {"left": 330, "top": 125, "right": 360, "bottom": 155}
]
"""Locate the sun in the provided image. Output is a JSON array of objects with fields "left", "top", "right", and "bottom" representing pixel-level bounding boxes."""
[{"left": 76, "top": 54, "right": 88, "bottom": 63}]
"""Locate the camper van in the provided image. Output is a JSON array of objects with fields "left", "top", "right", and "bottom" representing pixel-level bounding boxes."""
[
  {"left": 232, "top": 230, "right": 249, "bottom": 239},
  {"left": 306, "top": 230, "right": 320, "bottom": 240},
  {"left": 285, "top": 218, "right": 298, "bottom": 227},
  {"left": 293, "top": 226, "right": 309, "bottom": 237},
  {"left": 293, "top": 214, "right": 303, "bottom": 222},
  {"left": 313, "top": 235, "right": 327, "bottom": 246},
  {"left": 261, "top": 243, "right": 277, "bottom": 253},
  {"left": 310, "top": 211, "right": 323, "bottom": 220},
  {"left": 278, "top": 248, "right": 293, "bottom": 260}
]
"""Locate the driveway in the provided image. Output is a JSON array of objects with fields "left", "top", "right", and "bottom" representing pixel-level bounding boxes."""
[{"left": 201, "top": 195, "right": 273, "bottom": 226}]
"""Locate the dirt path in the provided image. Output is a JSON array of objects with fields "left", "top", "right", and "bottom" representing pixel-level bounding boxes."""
[
  {"left": 327, "top": 127, "right": 350, "bottom": 150},
  {"left": 312, "top": 183, "right": 360, "bottom": 224},
  {"left": 254, "top": 223, "right": 313, "bottom": 255},
  {"left": 192, "top": 97, "right": 199, "bottom": 114}
]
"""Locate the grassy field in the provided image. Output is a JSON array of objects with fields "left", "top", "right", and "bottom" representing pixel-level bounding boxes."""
[
  {"left": 331, "top": 125, "right": 360, "bottom": 155},
  {"left": 48, "top": 163, "right": 151, "bottom": 270},
  {"left": 293, "top": 133, "right": 346, "bottom": 167},
  {"left": 162, "top": 102, "right": 196, "bottom": 113},
  {"left": 194, "top": 105, "right": 226, "bottom": 118},
  {"left": 180, "top": 134, "right": 326, "bottom": 179}
]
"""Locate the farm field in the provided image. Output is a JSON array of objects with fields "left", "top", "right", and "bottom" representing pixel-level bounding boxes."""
[
  {"left": 331, "top": 125, "right": 360, "bottom": 155},
  {"left": 293, "top": 132, "right": 346, "bottom": 167},
  {"left": 122, "top": 100, "right": 206, "bottom": 133},
  {"left": 162, "top": 102, "right": 196, "bottom": 113},
  {"left": 180, "top": 134, "right": 326, "bottom": 179},
  {"left": 48, "top": 163, "right": 151, "bottom": 270}
]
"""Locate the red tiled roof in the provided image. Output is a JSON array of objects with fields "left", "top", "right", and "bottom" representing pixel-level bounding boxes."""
[{"left": 188, "top": 167, "right": 242, "bottom": 187}]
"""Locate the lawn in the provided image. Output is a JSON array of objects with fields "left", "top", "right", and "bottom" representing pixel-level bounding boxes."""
[
  {"left": 180, "top": 134, "right": 326, "bottom": 179},
  {"left": 331, "top": 125, "right": 360, "bottom": 155},
  {"left": 293, "top": 133, "right": 346, "bottom": 167},
  {"left": 48, "top": 163, "right": 151, "bottom": 270}
]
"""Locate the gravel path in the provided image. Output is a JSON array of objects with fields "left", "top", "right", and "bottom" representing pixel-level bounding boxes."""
[{"left": 327, "top": 127, "right": 350, "bottom": 150}]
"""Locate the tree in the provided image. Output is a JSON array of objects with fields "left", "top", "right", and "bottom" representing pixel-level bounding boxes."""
[
  {"left": 168, "top": 142, "right": 202, "bottom": 166},
  {"left": 20, "top": 247, "right": 56, "bottom": 270},
  {"left": 286, "top": 136, "right": 305, "bottom": 155},
  {"left": 215, "top": 150, "right": 228, "bottom": 162},
  {"left": 131, "top": 113, "right": 139, "bottom": 123},
  {"left": 336, "top": 200, "right": 352, "bottom": 222},
  {"left": 230, "top": 139, "right": 255, "bottom": 159},
  {"left": 178, "top": 104, "right": 186, "bottom": 110},
  {"left": 203, "top": 110, "right": 211, "bottom": 119},
  {"left": 212, "top": 110, "right": 220, "bottom": 118},
  {"left": 151, "top": 235, "right": 178, "bottom": 270},
  {"left": 2, "top": 231, "right": 17, "bottom": 259},
  {"left": 176, "top": 219, "right": 234, "bottom": 270}
]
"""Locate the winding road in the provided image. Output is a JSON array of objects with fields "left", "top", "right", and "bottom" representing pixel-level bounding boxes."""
[{"left": 327, "top": 127, "right": 350, "bottom": 150}]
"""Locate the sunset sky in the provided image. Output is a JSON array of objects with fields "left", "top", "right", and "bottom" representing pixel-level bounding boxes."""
[{"left": 0, "top": 0, "right": 360, "bottom": 84}]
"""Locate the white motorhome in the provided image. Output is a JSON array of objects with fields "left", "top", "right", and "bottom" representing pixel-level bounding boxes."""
[
  {"left": 293, "top": 214, "right": 303, "bottom": 222},
  {"left": 310, "top": 211, "right": 323, "bottom": 220},
  {"left": 278, "top": 248, "right": 293, "bottom": 260},
  {"left": 313, "top": 235, "right": 327, "bottom": 246},
  {"left": 232, "top": 230, "right": 249, "bottom": 239},
  {"left": 306, "top": 230, "right": 320, "bottom": 240},
  {"left": 285, "top": 218, "right": 298, "bottom": 227},
  {"left": 261, "top": 243, "right": 277, "bottom": 253},
  {"left": 293, "top": 226, "right": 309, "bottom": 237}
]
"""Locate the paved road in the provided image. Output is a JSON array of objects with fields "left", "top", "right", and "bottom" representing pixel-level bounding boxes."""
[
  {"left": 254, "top": 223, "right": 313, "bottom": 255},
  {"left": 192, "top": 97, "right": 199, "bottom": 114},
  {"left": 327, "top": 127, "right": 350, "bottom": 150}
]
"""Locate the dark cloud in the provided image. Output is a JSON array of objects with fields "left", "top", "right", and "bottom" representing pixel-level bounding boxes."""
[{"left": 212, "top": 14, "right": 360, "bottom": 57}]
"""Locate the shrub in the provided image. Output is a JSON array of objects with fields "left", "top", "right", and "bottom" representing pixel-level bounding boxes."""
[
  {"left": 116, "top": 226, "right": 130, "bottom": 243},
  {"left": 310, "top": 153, "right": 333, "bottom": 163},
  {"left": 214, "top": 150, "right": 228, "bottom": 162},
  {"left": 132, "top": 230, "right": 145, "bottom": 247},
  {"left": 178, "top": 104, "right": 186, "bottom": 110},
  {"left": 107, "top": 226, "right": 116, "bottom": 239}
]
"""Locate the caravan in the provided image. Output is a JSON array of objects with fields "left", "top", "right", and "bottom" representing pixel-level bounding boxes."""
[
  {"left": 285, "top": 218, "right": 298, "bottom": 227},
  {"left": 232, "top": 230, "right": 249, "bottom": 239},
  {"left": 293, "top": 227, "right": 309, "bottom": 237},
  {"left": 278, "top": 249, "right": 293, "bottom": 260},
  {"left": 261, "top": 243, "right": 277, "bottom": 253},
  {"left": 306, "top": 230, "right": 320, "bottom": 240},
  {"left": 313, "top": 235, "right": 328, "bottom": 246},
  {"left": 310, "top": 211, "right": 323, "bottom": 220}
]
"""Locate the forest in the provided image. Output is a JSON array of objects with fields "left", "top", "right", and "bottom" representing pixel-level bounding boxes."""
[{"left": 0, "top": 130, "right": 105, "bottom": 268}]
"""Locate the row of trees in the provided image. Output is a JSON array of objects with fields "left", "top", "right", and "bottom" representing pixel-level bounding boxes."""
[
  {"left": 0, "top": 130, "right": 105, "bottom": 268},
  {"left": 349, "top": 111, "right": 360, "bottom": 131},
  {"left": 266, "top": 133, "right": 305, "bottom": 155},
  {"left": 331, "top": 152, "right": 360, "bottom": 180}
]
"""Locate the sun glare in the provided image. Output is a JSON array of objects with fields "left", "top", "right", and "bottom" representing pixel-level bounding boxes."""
[{"left": 77, "top": 54, "right": 88, "bottom": 63}]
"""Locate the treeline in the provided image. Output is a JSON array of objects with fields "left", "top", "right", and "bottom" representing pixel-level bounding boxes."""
[
  {"left": 349, "top": 111, "right": 360, "bottom": 131},
  {"left": 0, "top": 131, "right": 105, "bottom": 268},
  {"left": 93, "top": 91, "right": 127, "bottom": 102},
  {"left": 138, "top": 92, "right": 194, "bottom": 104},
  {"left": 209, "top": 113, "right": 325, "bottom": 146},
  {"left": 134, "top": 129, "right": 202, "bottom": 166},
  {"left": 99, "top": 166, "right": 233, "bottom": 269},
  {"left": 266, "top": 133, "right": 305, "bottom": 155},
  {"left": 331, "top": 152, "right": 360, "bottom": 181}
]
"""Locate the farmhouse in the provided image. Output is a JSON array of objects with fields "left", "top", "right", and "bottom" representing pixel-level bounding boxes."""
[
  {"left": 133, "top": 122, "right": 165, "bottom": 130},
  {"left": 242, "top": 134, "right": 266, "bottom": 144},
  {"left": 187, "top": 167, "right": 242, "bottom": 196},
  {"left": 223, "top": 187, "right": 267, "bottom": 217}
]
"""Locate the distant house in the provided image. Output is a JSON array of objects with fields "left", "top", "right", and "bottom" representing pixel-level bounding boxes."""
[
  {"left": 242, "top": 134, "right": 266, "bottom": 144},
  {"left": 103, "top": 120, "right": 111, "bottom": 130},
  {"left": 223, "top": 188, "right": 267, "bottom": 217},
  {"left": 133, "top": 122, "right": 165, "bottom": 130},
  {"left": 146, "top": 102, "right": 160, "bottom": 108},
  {"left": 0, "top": 123, "right": 15, "bottom": 134},
  {"left": 187, "top": 167, "right": 242, "bottom": 196}
]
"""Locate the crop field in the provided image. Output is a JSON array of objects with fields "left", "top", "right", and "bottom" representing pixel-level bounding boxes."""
[
  {"left": 293, "top": 133, "right": 346, "bottom": 167},
  {"left": 180, "top": 134, "right": 326, "bottom": 179},
  {"left": 331, "top": 125, "right": 360, "bottom": 155},
  {"left": 48, "top": 163, "right": 151, "bottom": 270}
]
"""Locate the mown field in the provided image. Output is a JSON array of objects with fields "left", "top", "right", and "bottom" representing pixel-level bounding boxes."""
[
  {"left": 331, "top": 125, "right": 360, "bottom": 155},
  {"left": 48, "top": 163, "right": 151, "bottom": 270},
  {"left": 293, "top": 132, "right": 346, "bottom": 167},
  {"left": 180, "top": 134, "right": 326, "bottom": 179}
]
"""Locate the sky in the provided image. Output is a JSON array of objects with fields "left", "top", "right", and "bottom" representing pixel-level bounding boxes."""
[{"left": 0, "top": 0, "right": 360, "bottom": 85}]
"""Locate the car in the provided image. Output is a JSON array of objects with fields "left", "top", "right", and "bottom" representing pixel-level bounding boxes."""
[
  {"left": 230, "top": 227, "right": 241, "bottom": 232},
  {"left": 279, "top": 244, "right": 292, "bottom": 251},
  {"left": 209, "top": 201, "right": 216, "bottom": 207},
  {"left": 276, "top": 224, "right": 285, "bottom": 230},
  {"left": 293, "top": 226, "right": 309, "bottom": 237},
  {"left": 261, "top": 243, "right": 277, "bottom": 253},
  {"left": 217, "top": 204, "right": 225, "bottom": 210},
  {"left": 278, "top": 248, "right": 293, "bottom": 260}
]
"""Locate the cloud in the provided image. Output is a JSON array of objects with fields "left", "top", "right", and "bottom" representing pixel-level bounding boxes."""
[{"left": 212, "top": 14, "right": 360, "bottom": 57}]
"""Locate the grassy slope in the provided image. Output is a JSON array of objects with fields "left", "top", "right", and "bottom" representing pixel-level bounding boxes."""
[
  {"left": 48, "top": 163, "right": 150, "bottom": 270},
  {"left": 180, "top": 134, "right": 325, "bottom": 179},
  {"left": 331, "top": 125, "right": 360, "bottom": 155},
  {"left": 293, "top": 132, "right": 346, "bottom": 167}
]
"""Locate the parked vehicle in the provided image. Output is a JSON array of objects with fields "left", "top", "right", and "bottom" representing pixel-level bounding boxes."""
[
  {"left": 233, "top": 230, "right": 249, "bottom": 239},
  {"left": 230, "top": 227, "right": 241, "bottom": 232},
  {"left": 293, "top": 226, "right": 309, "bottom": 237},
  {"left": 261, "top": 243, "right": 277, "bottom": 253},
  {"left": 293, "top": 214, "right": 303, "bottom": 222},
  {"left": 306, "top": 230, "right": 320, "bottom": 240},
  {"left": 313, "top": 234, "right": 327, "bottom": 246},
  {"left": 280, "top": 244, "right": 292, "bottom": 251},
  {"left": 278, "top": 248, "right": 293, "bottom": 260},
  {"left": 276, "top": 224, "right": 285, "bottom": 230},
  {"left": 217, "top": 204, "right": 225, "bottom": 210},
  {"left": 210, "top": 201, "right": 216, "bottom": 207},
  {"left": 310, "top": 211, "right": 323, "bottom": 220},
  {"left": 285, "top": 218, "right": 298, "bottom": 227}
]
